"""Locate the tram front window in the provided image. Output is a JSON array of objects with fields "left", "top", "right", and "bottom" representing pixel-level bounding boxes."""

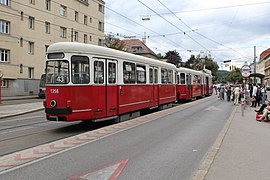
[{"left": 46, "top": 60, "right": 69, "bottom": 84}]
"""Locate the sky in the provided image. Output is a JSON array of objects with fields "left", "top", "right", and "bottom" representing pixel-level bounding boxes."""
[{"left": 104, "top": 0, "right": 270, "bottom": 70}]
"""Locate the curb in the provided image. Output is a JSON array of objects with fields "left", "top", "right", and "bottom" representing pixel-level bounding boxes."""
[{"left": 0, "top": 107, "right": 44, "bottom": 119}]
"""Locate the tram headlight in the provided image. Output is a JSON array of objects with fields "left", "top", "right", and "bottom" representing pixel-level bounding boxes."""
[{"left": 50, "top": 100, "right": 57, "bottom": 108}]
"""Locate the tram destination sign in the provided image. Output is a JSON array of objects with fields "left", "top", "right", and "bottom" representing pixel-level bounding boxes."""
[{"left": 241, "top": 65, "right": 251, "bottom": 78}]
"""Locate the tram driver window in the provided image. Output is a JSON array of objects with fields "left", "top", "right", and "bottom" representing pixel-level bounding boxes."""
[{"left": 71, "top": 56, "right": 90, "bottom": 84}]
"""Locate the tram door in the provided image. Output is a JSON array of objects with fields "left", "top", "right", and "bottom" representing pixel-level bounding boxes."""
[
  {"left": 106, "top": 60, "right": 118, "bottom": 117},
  {"left": 150, "top": 67, "right": 159, "bottom": 107},
  {"left": 206, "top": 76, "right": 209, "bottom": 95},
  {"left": 187, "top": 73, "right": 192, "bottom": 99}
]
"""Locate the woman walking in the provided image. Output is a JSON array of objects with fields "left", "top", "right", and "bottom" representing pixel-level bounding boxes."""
[{"left": 233, "top": 85, "right": 241, "bottom": 105}]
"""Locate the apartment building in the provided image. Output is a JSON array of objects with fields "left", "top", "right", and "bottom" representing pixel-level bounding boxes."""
[{"left": 0, "top": 0, "right": 105, "bottom": 96}]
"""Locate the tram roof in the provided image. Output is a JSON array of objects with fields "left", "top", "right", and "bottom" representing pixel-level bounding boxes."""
[{"left": 47, "top": 42, "right": 176, "bottom": 69}]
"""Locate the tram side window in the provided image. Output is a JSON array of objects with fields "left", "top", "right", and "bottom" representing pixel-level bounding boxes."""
[
  {"left": 161, "top": 68, "right": 168, "bottom": 84},
  {"left": 180, "top": 73, "right": 185, "bottom": 84},
  {"left": 167, "top": 69, "right": 173, "bottom": 84},
  {"left": 154, "top": 69, "right": 158, "bottom": 84},
  {"left": 193, "top": 75, "right": 200, "bottom": 85},
  {"left": 94, "top": 61, "right": 104, "bottom": 84},
  {"left": 108, "top": 62, "right": 116, "bottom": 84},
  {"left": 176, "top": 74, "right": 180, "bottom": 84},
  {"left": 136, "top": 65, "right": 146, "bottom": 84},
  {"left": 149, "top": 68, "right": 153, "bottom": 83},
  {"left": 71, "top": 56, "right": 90, "bottom": 84},
  {"left": 123, "top": 62, "right": 135, "bottom": 84}
]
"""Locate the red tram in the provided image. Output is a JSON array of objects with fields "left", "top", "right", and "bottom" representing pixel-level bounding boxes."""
[{"left": 44, "top": 42, "right": 212, "bottom": 122}]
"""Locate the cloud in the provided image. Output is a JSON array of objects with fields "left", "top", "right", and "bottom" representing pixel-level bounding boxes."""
[{"left": 105, "top": 0, "right": 270, "bottom": 68}]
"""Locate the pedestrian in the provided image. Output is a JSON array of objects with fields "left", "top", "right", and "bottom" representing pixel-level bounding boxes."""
[
  {"left": 261, "top": 84, "right": 266, "bottom": 105},
  {"left": 233, "top": 84, "right": 241, "bottom": 105},
  {"left": 251, "top": 84, "right": 258, "bottom": 107},
  {"left": 220, "top": 84, "right": 225, "bottom": 100},
  {"left": 257, "top": 101, "right": 270, "bottom": 122},
  {"left": 226, "top": 83, "right": 231, "bottom": 101}
]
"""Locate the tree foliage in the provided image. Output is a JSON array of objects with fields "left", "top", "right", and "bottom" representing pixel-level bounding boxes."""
[
  {"left": 226, "top": 68, "right": 243, "bottom": 84},
  {"left": 185, "top": 54, "right": 219, "bottom": 82},
  {"left": 164, "top": 50, "right": 182, "bottom": 67},
  {"left": 104, "top": 34, "right": 125, "bottom": 51}
]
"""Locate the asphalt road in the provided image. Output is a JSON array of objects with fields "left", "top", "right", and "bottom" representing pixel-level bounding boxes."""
[{"left": 0, "top": 96, "right": 234, "bottom": 180}]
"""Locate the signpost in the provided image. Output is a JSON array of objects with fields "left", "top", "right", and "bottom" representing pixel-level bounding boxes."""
[{"left": 240, "top": 64, "right": 251, "bottom": 116}]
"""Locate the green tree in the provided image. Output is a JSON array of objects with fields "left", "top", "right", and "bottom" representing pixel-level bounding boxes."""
[
  {"left": 164, "top": 50, "right": 182, "bottom": 67},
  {"left": 226, "top": 68, "right": 243, "bottom": 84},
  {"left": 185, "top": 55, "right": 219, "bottom": 82}
]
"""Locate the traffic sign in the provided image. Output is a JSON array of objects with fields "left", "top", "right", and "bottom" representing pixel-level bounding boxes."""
[{"left": 241, "top": 65, "right": 251, "bottom": 78}]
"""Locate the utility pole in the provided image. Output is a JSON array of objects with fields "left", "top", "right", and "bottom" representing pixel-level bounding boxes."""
[
  {"left": 254, "top": 46, "right": 256, "bottom": 74},
  {"left": 254, "top": 45, "right": 256, "bottom": 84}
]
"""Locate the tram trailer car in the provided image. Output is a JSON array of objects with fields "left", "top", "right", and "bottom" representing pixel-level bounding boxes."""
[
  {"left": 44, "top": 42, "right": 177, "bottom": 122},
  {"left": 175, "top": 67, "right": 213, "bottom": 101}
]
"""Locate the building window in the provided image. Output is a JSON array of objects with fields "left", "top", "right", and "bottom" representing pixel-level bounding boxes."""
[
  {"left": 98, "top": 39, "right": 103, "bottom": 46},
  {"left": 84, "top": 15, "right": 87, "bottom": 25},
  {"left": 28, "top": 41, "right": 34, "bottom": 54},
  {"left": 77, "top": 0, "right": 89, "bottom": 6},
  {"left": 45, "top": 45, "right": 49, "bottom": 52},
  {"left": 45, "top": 0, "right": 51, "bottom": 11},
  {"left": 89, "top": 17, "right": 92, "bottom": 23},
  {"left": 1, "top": 79, "right": 8, "bottom": 88},
  {"left": 75, "top": 11, "right": 78, "bottom": 22},
  {"left": 0, "top": 0, "right": 9, "bottom": 6},
  {"left": 0, "top": 20, "right": 9, "bottom": 34},
  {"left": 84, "top": 34, "right": 87, "bottom": 43},
  {"left": 0, "top": 49, "right": 9, "bottom": 62},
  {"left": 28, "top": 67, "right": 34, "bottom": 79},
  {"left": 89, "top": 35, "right": 92, "bottom": 41},
  {"left": 21, "top": 11, "right": 24, "bottom": 20},
  {"left": 98, "top": 21, "right": 104, "bottom": 31},
  {"left": 28, "top": 16, "right": 35, "bottom": 29},
  {"left": 60, "top": 27, "right": 66, "bottom": 38},
  {"left": 20, "top": 37, "right": 23, "bottom": 47},
  {"left": 60, "top": 5, "right": 67, "bottom": 16},
  {"left": 74, "top": 31, "right": 78, "bottom": 42},
  {"left": 45, "top": 21, "right": 50, "bottom": 33},
  {"left": 99, "top": 4, "right": 104, "bottom": 13},
  {"left": 29, "top": 0, "right": 35, "bottom": 4}
]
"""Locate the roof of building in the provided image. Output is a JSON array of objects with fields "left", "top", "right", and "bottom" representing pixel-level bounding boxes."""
[
  {"left": 122, "top": 39, "right": 156, "bottom": 57},
  {"left": 260, "top": 48, "right": 270, "bottom": 60}
]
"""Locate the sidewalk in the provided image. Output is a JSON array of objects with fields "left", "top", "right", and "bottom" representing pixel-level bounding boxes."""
[
  {"left": 194, "top": 105, "right": 270, "bottom": 180},
  {"left": 0, "top": 96, "right": 44, "bottom": 119}
]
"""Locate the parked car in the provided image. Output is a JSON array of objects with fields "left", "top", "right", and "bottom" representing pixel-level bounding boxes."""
[{"left": 38, "top": 74, "right": 46, "bottom": 98}]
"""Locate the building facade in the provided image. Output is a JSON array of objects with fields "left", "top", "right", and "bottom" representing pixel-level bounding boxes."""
[
  {"left": 262, "top": 48, "right": 270, "bottom": 86},
  {"left": 0, "top": 0, "right": 105, "bottom": 96}
]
